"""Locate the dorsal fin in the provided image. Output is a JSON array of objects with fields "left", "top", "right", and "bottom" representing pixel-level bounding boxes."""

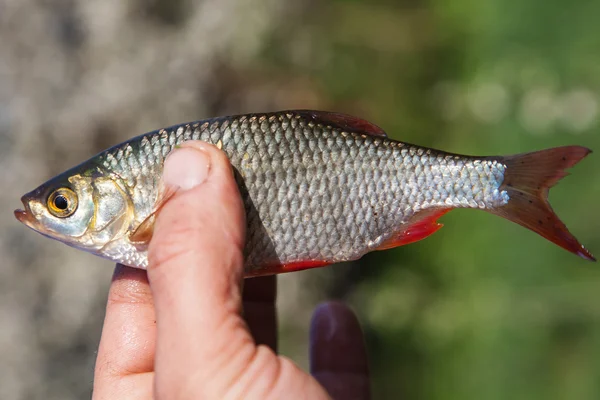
[{"left": 294, "top": 110, "right": 387, "bottom": 137}]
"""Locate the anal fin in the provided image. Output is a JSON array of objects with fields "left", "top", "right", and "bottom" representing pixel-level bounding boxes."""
[{"left": 376, "top": 208, "right": 452, "bottom": 251}]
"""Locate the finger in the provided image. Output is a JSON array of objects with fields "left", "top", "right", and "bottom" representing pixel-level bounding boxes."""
[
  {"left": 147, "top": 142, "right": 254, "bottom": 397},
  {"left": 93, "top": 264, "right": 156, "bottom": 400},
  {"left": 310, "top": 302, "right": 370, "bottom": 400},
  {"left": 243, "top": 276, "right": 277, "bottom": 352}
]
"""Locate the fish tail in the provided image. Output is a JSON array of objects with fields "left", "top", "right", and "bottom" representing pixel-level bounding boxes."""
[{"left": 488, "top": 146, "right": 595, "bottom": 261}]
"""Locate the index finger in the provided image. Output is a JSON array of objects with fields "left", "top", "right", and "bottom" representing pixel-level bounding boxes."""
[
  {"left": 243, "top": 276, "right": 277, "bottom": 352},
  {"left": 93, "top": 265, "right": 156, "bottom": 399}
]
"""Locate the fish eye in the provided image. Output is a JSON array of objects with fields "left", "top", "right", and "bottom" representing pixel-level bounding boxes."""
[{"left": 47, "top": 188, "right": 78, "bottom": 218}]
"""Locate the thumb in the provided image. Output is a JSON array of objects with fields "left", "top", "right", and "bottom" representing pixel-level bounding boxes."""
[{"left": 147, "top": 141, "right": 253, "bottom": 398}]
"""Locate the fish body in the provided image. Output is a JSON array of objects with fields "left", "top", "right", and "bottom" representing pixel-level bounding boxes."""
[{"left": 15, "top": 110, "right": 595, "bottom": 275}]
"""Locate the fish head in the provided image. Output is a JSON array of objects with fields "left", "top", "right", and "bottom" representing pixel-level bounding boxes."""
[{"left": 14, "top": 165, "right": 135, "bottom": 259}]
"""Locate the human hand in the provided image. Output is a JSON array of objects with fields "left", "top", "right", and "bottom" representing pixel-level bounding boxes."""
[{"left": 93, "top": 141, "right": 370, "bottom": 399}]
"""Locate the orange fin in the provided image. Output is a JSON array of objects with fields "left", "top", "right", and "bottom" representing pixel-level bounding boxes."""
[
  {"left": 489, "top": 146, "right": 595, "bottom": 261},
  {"left": 130, "top": 184, "right": 179, "bottom": 249},
  {"left": 245, "top": 260, "right": 330, "bottom": 277},
  {"left": 376, "top": 208, "right": 452, "bottom": 251},
  {"left": 280, "top": 260, "right": 330, "bottom": 272},
  {"left": 295, "top": 110, "right": 387, "bottom": 137}
]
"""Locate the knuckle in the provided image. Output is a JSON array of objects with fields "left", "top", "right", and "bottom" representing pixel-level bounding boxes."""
[
  {"left": 107, "top": 283, "right": 152, "bottom": 306},
  {"left": 107, "top": 267, "right": 152, "bottom": 305},
  {"left": 147, "top": 218, "right": 201, "bottom": 271}
]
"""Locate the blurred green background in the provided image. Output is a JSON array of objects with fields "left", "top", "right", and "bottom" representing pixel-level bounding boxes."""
[{"left": 1, "top": 0, "right": 599, "bottom": 399}]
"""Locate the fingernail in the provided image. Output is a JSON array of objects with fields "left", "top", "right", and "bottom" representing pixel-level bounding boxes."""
[{"left": 163, "top": 144, "right": 210, "bottom": 190}]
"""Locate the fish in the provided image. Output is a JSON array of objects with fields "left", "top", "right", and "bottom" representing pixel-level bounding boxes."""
[{"left": 14, "top": 110, "right": 595, "bottom": 276}]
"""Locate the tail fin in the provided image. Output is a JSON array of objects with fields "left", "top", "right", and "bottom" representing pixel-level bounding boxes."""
[{"left": 488, "top": 146, "right": 595, "bottom": 261}]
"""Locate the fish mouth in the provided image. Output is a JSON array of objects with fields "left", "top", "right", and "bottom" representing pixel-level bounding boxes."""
[{"left": 14, "top": 196, "right": 38, "bottom": 229}]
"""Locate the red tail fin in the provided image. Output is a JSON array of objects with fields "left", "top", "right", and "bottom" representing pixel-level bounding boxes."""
[{"left": 488, "top": 146, "right": 595, "bottom": 261}]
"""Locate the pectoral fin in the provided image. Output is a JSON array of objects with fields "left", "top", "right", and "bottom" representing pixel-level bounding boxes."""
[{"left": 130, "top": 184, "right": 179, "bottom": 249}]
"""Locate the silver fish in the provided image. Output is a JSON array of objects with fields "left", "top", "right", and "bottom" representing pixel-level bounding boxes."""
[{"left": 15, "top": 110, "right": 595, "bottom": 276}]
